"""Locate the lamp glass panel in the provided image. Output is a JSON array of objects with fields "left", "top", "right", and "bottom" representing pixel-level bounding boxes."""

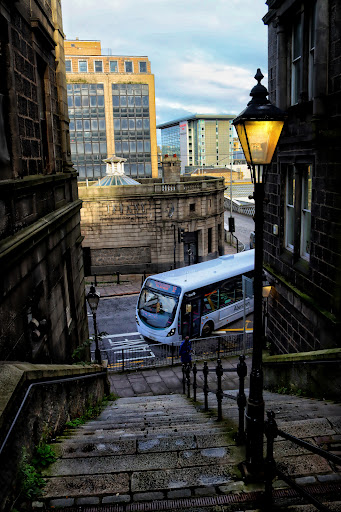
[
  {"left": 87, "top": 295, "right": 99, "bottom": 312},
  {"left": 243, "top": 120, "right": 284, "bottom": 164}
]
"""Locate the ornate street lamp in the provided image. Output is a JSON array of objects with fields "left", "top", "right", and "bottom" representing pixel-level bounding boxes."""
[
  {"left": 86, "top": 285, "right": 101, "bottom": 364},
  {"left": 233, "top": 69, "right": 286, "bottom": 475}
]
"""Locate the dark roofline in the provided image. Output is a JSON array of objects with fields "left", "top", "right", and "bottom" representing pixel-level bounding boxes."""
[{"left": 156, "top": 114, "right": 235, "bottom": 129}]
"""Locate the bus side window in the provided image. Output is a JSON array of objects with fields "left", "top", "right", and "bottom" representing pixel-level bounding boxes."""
[{"left": 220, "top": 278, "right": 238, "bottom": 305}]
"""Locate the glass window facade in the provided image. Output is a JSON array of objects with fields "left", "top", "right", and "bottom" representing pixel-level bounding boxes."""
[
  {"left": 160, "top": 125, "right": 180, "bottom": 158},
  {"left": 68, "top": 83, "right": 107, "bottom": 180},
  {"left": 112, "top": 83, "right": 151, "bottom": 177},
  {"left": 65, "top": 60, "right": 72, "bottom": 72}
]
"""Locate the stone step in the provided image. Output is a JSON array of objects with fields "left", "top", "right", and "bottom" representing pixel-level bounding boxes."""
[
  {"left": 55, "top": 431, "right": 232, "bottom": 458},
  {"left": 38, "top": 394, "right": 242, "bottom": 508}
]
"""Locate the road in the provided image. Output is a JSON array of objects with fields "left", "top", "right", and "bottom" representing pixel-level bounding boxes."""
[
  {"left": 87, "top": 294, "right": 253, "bottom": 367},
  {"left": 224, "top": 210, "right": 254, "bottom": 247}
]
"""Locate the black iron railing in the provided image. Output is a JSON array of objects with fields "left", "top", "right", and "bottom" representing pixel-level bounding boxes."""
[
  {"left": 102, "top": 332, "right": 253, "bottom": 372},
  {"left": 181, "top": 355, "right": 248, "bottom": 444},
  {"left": 264, "top": 410, "right": 341, "bottom": 512}
]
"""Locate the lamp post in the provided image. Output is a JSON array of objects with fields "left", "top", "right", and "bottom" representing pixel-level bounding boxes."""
[
  {"left": 86, "top": 284, "right": 101, "bottom": 364},
  {"left": 233, "top": 69, "right": 286, "bottom": 474}
]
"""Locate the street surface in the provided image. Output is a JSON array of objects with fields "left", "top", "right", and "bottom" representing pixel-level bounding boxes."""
[
  {"left": 224, "top": 210, "right": 254, "bottom": 248},
  {"left": 86, "top": 211, "right": 255, "bottom": 366}
]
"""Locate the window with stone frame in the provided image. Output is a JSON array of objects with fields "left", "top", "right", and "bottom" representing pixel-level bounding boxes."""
[
  {"left": 78, "top": 60, "right": 88, "bottom": 72},
  {"left": 94, "top": 60, "right": 103, "bottom": 72},
  {"left": 65, "top": 60, "right": 72, "bottom": 72},
  {"left": 290, "top": 1, "right": 317, "bottom": 105},
  {"left": 285, "top": 164, "right": 312, "bottom": 261}
]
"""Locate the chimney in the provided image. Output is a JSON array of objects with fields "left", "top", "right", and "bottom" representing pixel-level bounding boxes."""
[{"left": 162, "top": 154, "right": 181, "bottom": 183}]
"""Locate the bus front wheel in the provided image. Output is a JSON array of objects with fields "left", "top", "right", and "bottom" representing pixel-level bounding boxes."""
[{"left": 202, "top": 322, "right": 213, "bottom": 337}]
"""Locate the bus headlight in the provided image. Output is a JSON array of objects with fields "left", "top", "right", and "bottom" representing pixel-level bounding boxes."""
[
  {"left": 135, "top": 315, "right": 140, "bottom": 326},
  {"left": 166, "top": 328, "right": 176, "bottom": 337}
]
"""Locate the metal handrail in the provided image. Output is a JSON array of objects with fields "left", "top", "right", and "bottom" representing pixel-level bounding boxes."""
[
  {"left": 0, "top": 371, "right": 105, "bottom": 457},
  {"left": 182, "top": 355, "right": 247, "bottom": 443},
  {"left": 264, "top": 410, "right": 341, "bottom": 512}
]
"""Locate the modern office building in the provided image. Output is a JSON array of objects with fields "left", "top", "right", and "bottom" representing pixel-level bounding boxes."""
[
  {"left": 157, "top": 115, "right": 235, "bottom": 173},
  {"left": 65, "top": 40, "right": 158, "bottom": 180}
]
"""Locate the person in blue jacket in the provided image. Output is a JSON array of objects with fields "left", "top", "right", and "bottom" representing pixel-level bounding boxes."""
[{"left": 179, "top": 336, "right": 192, "bottom": 366}]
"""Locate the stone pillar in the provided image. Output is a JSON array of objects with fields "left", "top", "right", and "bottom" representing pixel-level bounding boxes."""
[
  {"left": 276, "top": 21, "right": 287, "bottom": 111},
  {"left": 313, "top": 0, "right": 329, "bottom": 117},
  {"left": 162, "top": 154, "right": 181, "bottom": 183}
]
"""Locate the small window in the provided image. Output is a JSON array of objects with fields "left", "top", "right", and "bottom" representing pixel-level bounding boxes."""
[
  {"left": 291, "top": 15, "right": 302, "bottom": 104},
  {"left": 78, "top": 60, "right": 88, "bottom": 73},
  {"left": 65, "top": 60, "right": 72, "bottom": 72},
  {"left": 190, "top": 203, "right": 195, "bottom": 212},
  {"left": 125, "top": 61, "right": 133, "bottom": 73},
  {"left": 94, "top": 60, "right": 103, "bottom": 72},
  {"left": 300, "top": 166, "right": 312, "bottom": 260},
  {"left": 285, "top": 166, "right": 295, "bottom": 250},
  {"left": 139, "top": 61, "right": 147, "bottom": 73},
  {"left": 110, "top": 60, "right": 118, "bottom": 72}
]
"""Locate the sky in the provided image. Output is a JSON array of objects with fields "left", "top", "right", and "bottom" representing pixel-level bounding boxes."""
[{"left": 61, "top": 0, "right": 268, "bottom": 140}]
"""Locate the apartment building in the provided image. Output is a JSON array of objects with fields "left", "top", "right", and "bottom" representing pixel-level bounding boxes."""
[
  {"left": 157, "top": 114, "right": 235, "bottom": 174},
  {"left": 65, "top": 39, "right": 158, "bottom": 179},
  {"left": 262, "top": 0, "right": 341, "bottom": 354}
]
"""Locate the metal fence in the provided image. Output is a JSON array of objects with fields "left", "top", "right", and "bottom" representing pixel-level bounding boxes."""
[{"left": 99, "top": 332, "right": 253, "bottom": 372}]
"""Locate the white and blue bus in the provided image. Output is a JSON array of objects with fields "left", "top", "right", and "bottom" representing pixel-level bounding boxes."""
[{"left": 136, "top": 250, "right": 254, "bottom": 345}]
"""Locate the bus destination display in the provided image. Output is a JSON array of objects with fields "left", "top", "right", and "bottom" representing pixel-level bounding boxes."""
[{"left": 146, "top": 279, "right": 181, "bottom": 296}]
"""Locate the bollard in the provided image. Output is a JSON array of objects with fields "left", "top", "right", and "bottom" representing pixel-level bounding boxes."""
[
  {"left": 193, "top": 363, "right": 197, "bottom": 402},
  {"left": 94, "top": 274, "right": 97, "bottom": 286},
  {"left": 216, "top": 358, "right": 224, "bottom": 421},
  {"left": 116, "top": 271, "right": 120, "bottom": 284},
  {"left": 236, "top": 354, "right": 247, "bottom": 444},
  {"left": 186, "top": 364, "right": 191, "bottom": 398},
  {"left": 182, "top": 364, "right": 186, "bottom": 394},
  {"left": 264, "top": 410, "right": 278, "bottom": 507},
  {"left": 203, "top": 361, "right": 209, "bottom": 411}
]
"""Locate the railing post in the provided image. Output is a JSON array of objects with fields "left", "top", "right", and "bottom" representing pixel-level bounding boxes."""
[
  {"left": 193, "top": 363, "right": 197, "bottom": 402},
  {"left": 122, "top": 349, "right": 125, "bottom": 372},
  {"left": 264, "top": 410, "right": 278, "bottom": 507},
  {"left": 171, "top": 343, "right": 174, "bottom": 367},
  {"left": 182, "top": 364, "right": 186, "bottom": 394},
  {"left": 217, "top": 337, "right": 221, "bottom": 359},
  {"left": 186, "top": 363, "right": 191, "bottom": 398},
  {"left": 236, "top": 354, "right": 247, "bottom": 445},
  {"left": 216, "top": 358, "right": 224, "bottom": 421},
  {"left": 203, "top": 361, "right": 209, "bottom": 411}
]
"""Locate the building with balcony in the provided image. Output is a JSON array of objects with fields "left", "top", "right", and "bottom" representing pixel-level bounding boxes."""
[
  {"left": 0, "top": 0, "right": 88, "bottom": 363},
  {"left": 157, "top": 115, "right": 235, "bottom": 174},
  {"left": 65, "top": 39, "right": 158, "bottom": 180},
  {"left": 262, "top": 0, "right": 341, "bottom": 354},
  {"left": 78, "top": 155, "right": 225, "bottom": 275}
]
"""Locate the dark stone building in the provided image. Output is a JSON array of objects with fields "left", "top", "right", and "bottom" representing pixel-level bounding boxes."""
[
  {"left": 0, "top": 0, "right": 88, "bottom": 362},
  {"left": 263, "top": 0, "right": 341, "bottom": 353}
]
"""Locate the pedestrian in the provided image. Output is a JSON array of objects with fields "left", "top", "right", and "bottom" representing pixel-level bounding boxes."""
[{"left": 179, "top": 336, "right": 192, "bottom": 366}]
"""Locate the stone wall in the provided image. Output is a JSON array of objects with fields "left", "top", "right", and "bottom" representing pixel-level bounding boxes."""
[
  {"left": 78, "top": 176, "right": 225, "bottom": 275},
  {"left": 0, "top": 0, "right": 88, "bottom": 363},
  {"left": 0, "top": 363, "right": 109, "bottom": 512},
  {"left": 262, "top": 0, "right": 341, "bottom": 354}
]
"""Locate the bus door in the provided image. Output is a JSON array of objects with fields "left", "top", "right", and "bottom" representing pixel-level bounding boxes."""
[{"left": 181, "top": 297, "right": 201, "bottom": 338}]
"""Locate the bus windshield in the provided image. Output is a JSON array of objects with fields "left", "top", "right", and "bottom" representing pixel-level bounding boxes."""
[{"left": 138, "top": 282, "right": 180, "bottom": 329}]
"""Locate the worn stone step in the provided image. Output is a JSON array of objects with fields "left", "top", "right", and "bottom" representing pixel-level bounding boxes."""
[{"left": 55, "top": 431, "right": 233, "bottom": 458}]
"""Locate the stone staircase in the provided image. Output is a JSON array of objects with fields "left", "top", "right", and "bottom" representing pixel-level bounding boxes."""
[{"left": 38, "top": 394, "right": 246, "bottom": 510}]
